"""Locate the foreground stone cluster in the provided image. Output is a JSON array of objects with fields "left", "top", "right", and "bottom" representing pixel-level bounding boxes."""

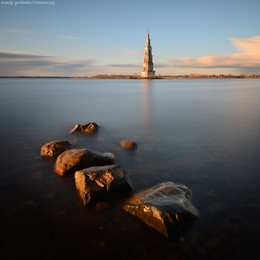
[
  {"left": 124, "top": 182, "right": 199, "bottom": 237},
  {"left": 75, "top": 165, "right": 132, "bottom": 205},
  {"left": 41, "top": 140, "right": 75, "bottom": 158},
  {"left": 55, "top": 149, "right": 115, "bottom": 176},
  {"left": 40, "top": 122, "right": 198, "bottom": 237},
  {"left": 120, "top": 140, "right": 137, "bottom": 150},
  {"left": 69, "top": 122, "right": 99, "bottom": 134}
]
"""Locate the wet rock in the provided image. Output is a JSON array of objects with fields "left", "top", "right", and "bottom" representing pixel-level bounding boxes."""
[
  {"left": 41, "top": 140, "right": 75, "bottom": 158},
  {"left": 120, "top": 140, "right": 137, "bottom": 149},
  {"left": 69, "top": 122, "right": 99, "bottom": 134},
  {"left": 69, "top": 124, "right": 81, "bottom": 134},
  {"left": 75, "top": 165, "right": 132, "bottom": 205},
  {"left": 124, "top": 182, "right": 199, "bottom": 237},
  {"left": 55, "top": 149, "right": 115, "bottom": 176}
]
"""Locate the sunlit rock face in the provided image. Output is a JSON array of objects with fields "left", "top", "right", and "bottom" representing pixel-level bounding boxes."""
[
  {"left": 40, "top": 140, "right": 75, "bottom": 158},
  {"left": 124, "top": 182, "right": 199, "bottom": 237},
  {"left": 120, "top": 140, "right": 137, "bottom": 149},
  {"left": 75, "top": 165, "right": 133, "bottom": 205},
  {"left": 69, "top": 122, "right": 99, "bottom": 134},
  {"left": 54, "top": 149, "right": 115, "bottom": 176}
]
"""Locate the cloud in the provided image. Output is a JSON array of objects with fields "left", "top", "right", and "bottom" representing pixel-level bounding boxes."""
[
  {"left": 169, "top": 36, "right": 260, "bottom": 69},
  {"left": 230, "top": 36, "right": 260, "bottom": 54},
  {"left": 108, "top": 63, "right": 139, "bottom": 68},
  {"left": 60, "top": 35, "right": 84, "bottom": 40},
  {"left": 0, "top": 50, "right": 51, "bottom": 59},
  {"left": 0, "top": 29, "right": 34, "bottom": 34},
  {"left": 0, "top": 50, "right": 95, "bottom": 76},
  {"left": 154, "top": 63, "right": 171, "bottom": 68}
]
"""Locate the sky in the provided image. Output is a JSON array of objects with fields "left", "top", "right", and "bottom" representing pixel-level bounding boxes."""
[{"left": 0, "top": 0, "right": 260, "bottom": 76}]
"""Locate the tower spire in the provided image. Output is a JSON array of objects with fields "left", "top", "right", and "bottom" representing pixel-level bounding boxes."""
[{"left": 141, "top": 26, "right": 155, "bottom": 78}]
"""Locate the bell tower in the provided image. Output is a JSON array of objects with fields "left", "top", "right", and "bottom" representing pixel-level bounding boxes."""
[{"left": 141, "top": 26, "right": 155, "bottom": 78}]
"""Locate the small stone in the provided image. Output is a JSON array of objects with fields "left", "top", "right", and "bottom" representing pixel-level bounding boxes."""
[
  {"left": 124, "top": 182, "right": 199, "bottom": 237},
  {"left": 41, "top": 140, "right": 75, "bottom": 158},
  {"left": 120, "top": 140, "right": 137, "bottom": 149},
  {"left": 69, "top": 122, "right": 99, "bottom": 134},
  {"left": 75, "top": 165, "right": 133, "bottom": 205},
  {"left": 69, "top": 124, "right": 81, "bottom": 134},
  {"left": 54, "top": 149, "right": 115, "bottom": 176}
]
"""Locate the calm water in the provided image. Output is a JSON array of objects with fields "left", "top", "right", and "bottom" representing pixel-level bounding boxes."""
[{"left": 0, "top": 78, "right": 259, "bottom": 259}]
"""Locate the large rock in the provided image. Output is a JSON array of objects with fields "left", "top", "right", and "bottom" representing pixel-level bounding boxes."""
[
  {"left": 69, "top": 122, "right": 99, "bottom": 134},
  {"left": 124, "top": 182, "right": 199, "bottom": 237},
  {"left": 54, "top": 149, "right": 115, "bottom": 176},
  {"left": 75, "top": 165, "right": 132, "bottom": 205},
  {"left": 120, "top": 140, "right": 137, "bottom": 149},
  {"left": 41, "top": 140, "right": 75, "bottom": 158}
]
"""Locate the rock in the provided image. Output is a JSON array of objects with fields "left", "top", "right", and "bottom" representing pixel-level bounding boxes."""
[
  {"left": 120, "top": 140, "right": 137, "bottom": 149},
  {"left": 124, "top": 182, "right": 199, "bottom": 237},
  {"left": 69, "top": 124, "right": 81, "bottom": 134},
  {"left": 75, "top": 165, "right": 133, "bottom": 205},
  {"left": 69, "top": 122, "right": 99, "bottom": 134},
  {"left": 41, "top": 140, "right": 75, "bottom": 158},
  {"left": 54, "top": 149, "right": 115, "bottom": 176}
]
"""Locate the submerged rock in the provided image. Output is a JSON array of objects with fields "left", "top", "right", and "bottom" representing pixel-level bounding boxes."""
[
  {"left": 69, "top": 122, "right": 99, "bottom": 134},
  {"left": 41, "top": 140, "right": 75, "bottom": 158},
  {"left": 54, "top": 149, "right": 115, "bottom": 176},
  {"left": 75, "top": 165, "right": 132, "bottom": 205},
  {"left": 124, "top": 182, "right": 199, "bottom": 237},
  {"left": 120, "top": 140, "right": 137, "bottom": 149}
]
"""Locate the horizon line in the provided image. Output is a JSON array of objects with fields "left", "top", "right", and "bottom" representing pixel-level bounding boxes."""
[{"left": 0, "top": 74, "right": 260, "bottom": 79}]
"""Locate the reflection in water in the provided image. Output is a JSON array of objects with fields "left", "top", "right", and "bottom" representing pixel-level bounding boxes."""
[{"left": 141, "top": 79, "right": 152, "bottom": 134}]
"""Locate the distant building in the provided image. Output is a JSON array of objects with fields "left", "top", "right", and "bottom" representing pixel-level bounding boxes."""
[{"left": 141, "top": 27, "right": 155, "bottom": 78}]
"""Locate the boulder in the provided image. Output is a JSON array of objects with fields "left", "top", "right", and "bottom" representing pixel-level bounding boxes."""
[
  {"left": 54, "top": 149, "right": 115, "bottom": 176},
  {"left": 69, "top": 122, "right": 99, "bottom": 134},
  {"left": 75, "top": 165, "right": 133, "bottom": 205},
  {"left": 124, "top": 182, "right": 199, "bottom": 237},
  {"left": 120, "top": 140, "right": 137, "bottom": 149},
  {"left": 41, "top": 140, "right": 75, "bottom": 158}
]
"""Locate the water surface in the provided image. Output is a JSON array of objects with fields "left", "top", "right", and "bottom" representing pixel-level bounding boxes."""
[{"left": 0, "top": 78, "right": 259, "bottom": 259}]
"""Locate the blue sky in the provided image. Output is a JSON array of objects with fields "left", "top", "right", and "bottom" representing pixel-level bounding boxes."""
[{"left": 0, "top": 0, "right": 260, "bottom": 76}]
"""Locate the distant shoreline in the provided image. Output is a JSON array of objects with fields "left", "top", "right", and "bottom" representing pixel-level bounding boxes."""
[{"left": 0, "top": 74, "right": 260, "bottom": 79}]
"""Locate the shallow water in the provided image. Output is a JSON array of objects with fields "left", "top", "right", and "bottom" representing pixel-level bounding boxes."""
[{"left": 0, "top": 78, "right": 259, "bottom": 259}]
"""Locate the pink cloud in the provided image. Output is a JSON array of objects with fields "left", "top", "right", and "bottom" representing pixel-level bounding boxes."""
[{"left": 169, "top": 36, "right": 260, "bottom": 68}]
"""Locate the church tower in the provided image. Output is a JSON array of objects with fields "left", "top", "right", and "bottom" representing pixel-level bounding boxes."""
[{"left": 141, "top": 26, "right": 155, "bottom": 78}]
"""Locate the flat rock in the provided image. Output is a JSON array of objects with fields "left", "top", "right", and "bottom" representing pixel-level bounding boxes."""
[
  {"left": 41, "top": 140, "right": 75, "bottom": 158},
  {"left": 69, "top": 122, "right": 99, "bottom": 134},
  {"left": 120, "top": 140, "right": 137, "bottom": 149},
  {"left": 54, "top": 149, "right": 115, "bottom": 176},
  {"left": 75, "top": 165, "right": 132, "bottom": 205},
  {"left": 124, "top": 182, "right": 199, "bottom": 237}
]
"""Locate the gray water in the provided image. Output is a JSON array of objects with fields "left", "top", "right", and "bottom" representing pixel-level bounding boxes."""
[{"left": 0, "top": 78, "right": 259, "bottom": 259}]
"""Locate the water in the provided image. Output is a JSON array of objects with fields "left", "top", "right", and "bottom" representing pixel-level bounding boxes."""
[{"left": 0, "top": 78, "right": 259, "bottom": 259}]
